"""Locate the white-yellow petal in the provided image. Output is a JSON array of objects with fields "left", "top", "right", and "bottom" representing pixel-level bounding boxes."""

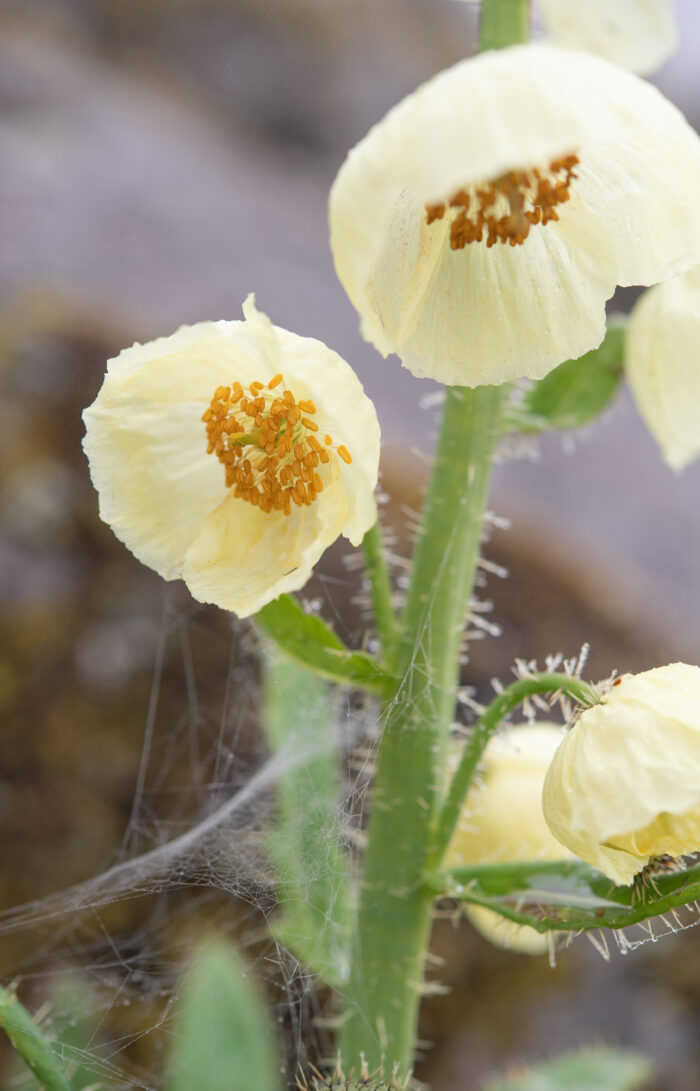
[
  {"left": 537, "top": 0, "right": 678, "bottom": 75},
  {"left": 83, "top": 299, "right": 380, "bottom": 616},
  {"left": 464, "top": 905, "right": 554, "bottom": 956},
  {"left": 368, "top": 189, "right": 616, "bottom": 386},
  {"left": 542, "top": 664, "right": 700, "bottom": 885},
  {"left": 330, "top": 44, "right": 700, "bottom": 387},
  {"left": 181, "top": 460, "right": 347, "bottom": 617},
  {"left": 625, "top": 267, "right": 700, "bottom": 471},
  {"left": 445, "top": 724, "right": 571, "bottom": 955}
]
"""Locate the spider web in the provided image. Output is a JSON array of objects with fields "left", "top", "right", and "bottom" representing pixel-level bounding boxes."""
[
  {"left": 0, "top": 570, "right": 376, "bottom": 1089},
  {"left": 0, "top": 480, "right": 696, "bottom": 1091}
]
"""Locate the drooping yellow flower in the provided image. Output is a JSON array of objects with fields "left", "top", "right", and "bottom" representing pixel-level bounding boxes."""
[
  {"left": 445, "top": 724, "right": 572, "bottom": 955},
  {"left": 625, "top": 266, "right": 700, "bottom": 472},
  {"left": 543, "top": 664, "right": 700, "bottom": 886},
  {"left": 82, "top": 296, "right": 380, "bottom": 617},
  {"left": 536, "top": 0, "right": 678, "bottom": 75},
  {"left": 329, "top": 44, "right": 700, "bottom": 387}
]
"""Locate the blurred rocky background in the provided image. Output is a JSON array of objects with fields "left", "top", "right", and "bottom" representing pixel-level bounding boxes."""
[{"left": 1, "top": 1, "right": 699, "bottom": 1088}]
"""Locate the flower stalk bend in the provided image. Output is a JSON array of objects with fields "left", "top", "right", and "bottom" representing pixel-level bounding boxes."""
[{"left": 429, "top": 673, "right": 598, "bottom": 872}]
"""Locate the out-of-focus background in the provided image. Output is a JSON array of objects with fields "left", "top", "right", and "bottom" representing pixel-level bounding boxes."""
[{"left": 1, "top": 1, "right": 699, "bottom": 1089}]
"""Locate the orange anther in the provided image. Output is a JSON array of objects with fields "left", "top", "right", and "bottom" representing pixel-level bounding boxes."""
[
  {"left": 337, "top": 445, "right": 352, "bottom": 464},
  {"left": 204, "top": 375, "right": 332, "bottom": 514}
]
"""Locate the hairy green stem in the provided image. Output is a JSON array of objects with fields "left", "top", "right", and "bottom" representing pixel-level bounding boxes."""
[
  {"left": 339, "top": 388, "right": 504, "bottom": 1076},
  {"left": 362, "top": 522, "right": 399, "bottom": 666},
  {"left": 338, "top": 0, "right": 530, "bottom": 1075},
  {"left": 0, "top": 986, "right": 73, "bottom": 1091},
  {"left": 429, "top": 673, "right": 598, "bottom": 870}
]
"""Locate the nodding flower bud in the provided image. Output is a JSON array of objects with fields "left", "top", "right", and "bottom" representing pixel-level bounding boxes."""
[
  {"left": 543, "top": 663, "right": 700, "bottom": 886},
  {"left": 445, "top": 724, "right": 572, "bottom": 955}
]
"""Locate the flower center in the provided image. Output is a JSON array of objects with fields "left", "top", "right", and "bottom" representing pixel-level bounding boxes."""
[
  {"left": 202, "top": 374, "right": 352, "bottom": 516},
  {"left": 424, "top": 153, "right": 579, "bottom": 250}
]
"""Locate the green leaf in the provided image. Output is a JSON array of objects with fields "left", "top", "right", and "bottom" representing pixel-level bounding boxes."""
[
  {"left": 165, "top": 942, "right": 280, "bottom": 1091},
  {"left": 431, "top": 857, "right": 700, "bottom": 935},
  {"left": 484, "top": 1046, "right": 651, "bottom": 1091},
  {"left": 264, "top": 649, "right": 351, "bottom": 986},
  {"left": 257, "top": 594, "right": 394, "bottom": 696},
  {"left": 0, "top": 984, "right": 74, "bottom": 1091},
  {"left": 507, "top": 322, "right": 625, "bottom": 433}
]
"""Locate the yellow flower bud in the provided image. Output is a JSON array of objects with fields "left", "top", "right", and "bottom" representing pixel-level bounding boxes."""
[
  {"left": 543, "top": 663, "right": 700, "bottom": 885},
  {"left": 445, "top": 724, "right": 571, "bottom": 955}
]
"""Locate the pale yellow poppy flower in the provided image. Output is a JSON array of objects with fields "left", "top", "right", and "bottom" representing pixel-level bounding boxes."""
[
  {"left": 625, "top": 266, "right": 700, "bottom": 471},
  {"left": 537, "top": 0, "right": 678, "bottom": 75},
  {"left": 543, "top": 663, "right": 700, "bottom": 886},
  {"left": 445, "top": 724, "right": 572, "bottom": 954},
  {"left": 82, "top": 296, "right": 380, "bottom": 617},
  {"left": 329, "top": 44, "right": 700, "bottom": 387}
]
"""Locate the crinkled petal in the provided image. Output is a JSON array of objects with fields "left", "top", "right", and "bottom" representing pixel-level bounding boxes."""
[
  {"left": 272, "top": 329, "right": 380, "bottom": 542},
  {"left": 446, "top": 724, "right": 570, "bottom": 955},
  {"left": 626, "top": 267, "right": 700, "bottom": 470},
  {"left": 543, "top": 664, "right": 700, "bottom": 885},
  {"left": 367, "top": 190, "right": 617, "bottom": 386},
  {"left": 83, "top": 298, "right": 381, "bottom": 611},
  {"left": 182, "top": 461, "right": 347, "bottom": 617},
  {"left": 465, "top": 906, "right": 550, "bottom": 956},
  {"left": 577, "top": 123, "right": 700, "bottom": 287},
  {"left": 330, "top": 45, "right": 616, "bottom": 334},
  {"left": 330, "top": 43, "right": 700, "bottom": 386},
  {"left": 83, "top": 352, "right": 234, "bottom": 579},
  {"left": 537, "top": 0, "right": 678, "bottom": 75}
]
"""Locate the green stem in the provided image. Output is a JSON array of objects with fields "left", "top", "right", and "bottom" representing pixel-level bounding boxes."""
[
  {"left": 362, "top": 522, "right": 399, "bottom": 665},
  {"left": 339, "top": 387, "right": 504, "bottom": 1076},
  {"left": 0, "top": 986, "right": 74, "bottom": 1091},
  {"left": 429, "top": 673, "right": 598, "bottom": 870},
  {"left": 479, "top": 0, "right": 530, "bottom": 50},
  {"left": 339, "top": 0, "right": 530, "bottom": 1075}
]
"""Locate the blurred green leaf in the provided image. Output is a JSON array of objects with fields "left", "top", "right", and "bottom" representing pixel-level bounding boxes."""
[
  {"left": 165, "top": 942, "right": 280, "bottom": 1091},
  {"left": 431, "top": 857, "right": 700, "bottom": 935},
  {"left": 257, "top": 595, "right": 394, "bottom": 696},
  {"left": 507, "top": 322, "right": 625, "bottom": 434},
  {"left": 484, "top": 1045, "right": 651, "bottom": 1091},
  {"left": 0, "top": 984, "right": 74, "bottom": 1091},
  {"left": 264, "top": 649, "right": 351, "bottom": 987}
]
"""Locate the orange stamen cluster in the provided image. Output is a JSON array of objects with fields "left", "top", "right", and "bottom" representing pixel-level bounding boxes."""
[
  {"left": 202, "top": 374, "right": 351, "bottom": 515},
  {"left": 425, "top": 153, "right": 579, "bottom": 250}
]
